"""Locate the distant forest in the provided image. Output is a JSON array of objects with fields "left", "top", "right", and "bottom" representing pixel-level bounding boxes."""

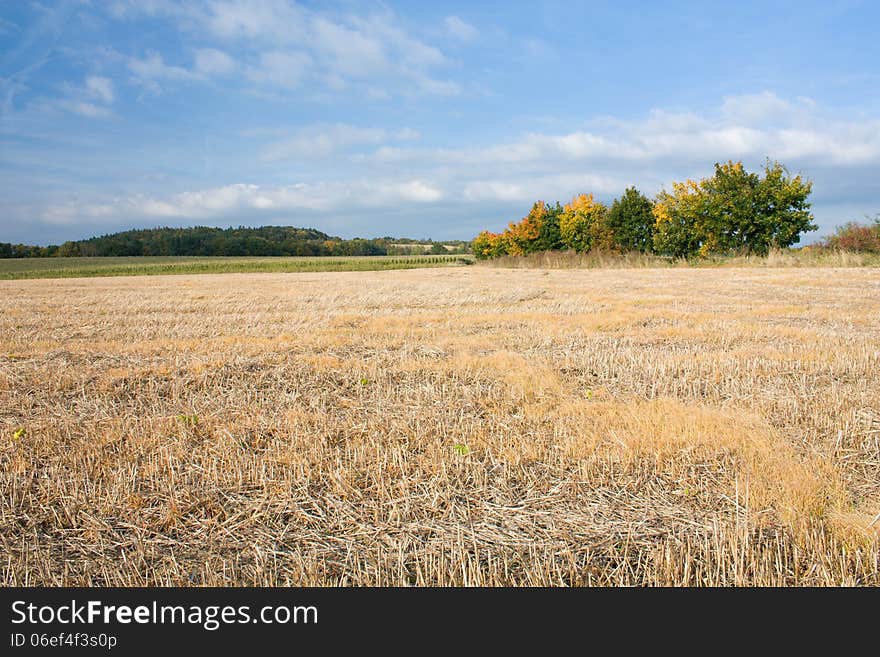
[{"left": 0, "top": 226, "right": 470, "bottom": 258}]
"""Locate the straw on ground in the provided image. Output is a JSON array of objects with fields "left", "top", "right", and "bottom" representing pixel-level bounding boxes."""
[{"left": 1, "top": 266, "right": 878, "bottom": 585}]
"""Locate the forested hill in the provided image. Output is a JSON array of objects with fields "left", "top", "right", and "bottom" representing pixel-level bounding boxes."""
[{"left": 1, "top": 226, "right": 466, "bottom": 258}]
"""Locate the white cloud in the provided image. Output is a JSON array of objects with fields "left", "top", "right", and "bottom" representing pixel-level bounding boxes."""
[
  {"left": 310, "top": 17, "right": 387, "bottom": 78},
  {"left": 395, "top": 180, "right": 443, "bottom": 202},
  {"left": 0, "top": 16, "right": 19, "bottom": 35},
  {"left": 322, "top": 73, "right": 346, "bottom": 91},
  {"left": 246, "top": 50, "right": 311, "bottom": 88},
  {"left": 394, "top": 127, "right": 420, "bottom": 140},
  {"left": 523, "top": 38, "right": 557, "bottom": 60},
  {"left": 41, "top": 179, "right": 445, "bottom": 224},
  {"left": 365, "top": 87, "right": 391, "bottom": 101},
  {"left": 461, "top": 180, "right": 524, "bottom": 202},
  {"left": 463, "top": 173, "right": 622, "bottom": 203},
  {"left": 365, "top": 93, "right": 880, "bottom": 170},
  {"left": 352, "top": 15, "right": 446, "bottom": 69},
  {"left": 106, "top": 2, "right": 460, "bottom": 98},
  {"left": 40, "top": 76, "right": 116, "bottom": 119},
  {"left": 56, "top": 100, "right": 114, "bottom": 119},
  {"left": 444, "top": 16, "right": 478, "bottom": 42},
  {"left": 59, "top": 100, "right": 113, "bottom": 119},
  {"left": 194, "top": 48, "right": 236, "bottom": 75},
  {"left": 412, "top": 75, "right": 460, "bottom": 97},
  {"left": 262, "top": 124, "right": 388, "bottom": 160},
  {"left": 259, "top": 123, "right": 422, "bottom": 161},
  {"left": 128, "top": 51, "right": 197, "bottom": 81},
  {"left": 721, "top": 91, "right": 799, "bottom": 124},
  {"left": 85, "top": 76, "right": 115, "bottom": 103},
  {"left": 204, "top": 0, "right": 305, "bottom": 42},
  {"left": 107, "top": 0, "right": 188, "bottom": 20},
  {"left": 26, "top": 92, "right": 880, "bottom": 240}
]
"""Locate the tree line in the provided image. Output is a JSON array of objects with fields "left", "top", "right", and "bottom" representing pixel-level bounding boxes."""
[
  {"left": 472, "top": 160, "right": 817, "bottom": 259},
  {"left": 0, "top": 226, "right": 470, "bottom": 258}
]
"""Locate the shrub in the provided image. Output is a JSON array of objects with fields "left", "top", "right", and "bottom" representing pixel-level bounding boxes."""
[{"left": 821, "top": 217, "right": 880, "bottom": 253}]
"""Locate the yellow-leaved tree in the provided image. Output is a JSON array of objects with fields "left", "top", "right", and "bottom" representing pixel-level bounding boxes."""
[
  {"left": 653, "top": 161, "right": 815, "bottom": 258},
  {"left": 652, "top": 179, "right": 708, "bottom": 258},
  {"left": 505, "top": 201, "right": 547, "bottom": 255},
  {"left": 471, "top": 230, "right": 509, "bottom": 259},
  {"left": 559, "top": 194, "right": 613, "bottom": 252}
]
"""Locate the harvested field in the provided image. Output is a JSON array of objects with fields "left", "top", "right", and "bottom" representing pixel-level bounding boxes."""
[{"left": 1, "top": 266, "right": 878, "bottom": 585}]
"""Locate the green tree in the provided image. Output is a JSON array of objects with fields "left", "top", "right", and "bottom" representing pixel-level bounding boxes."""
[
  {"left": 57, "top": 241, "right": 82, "bottom": 257},
  {"left": 532, "top": 201, "right": 564, "bottom": 252},
  {"left": 700, "top": 160, "right": 814, "bottom": 255},
  {"left": 751, "top": 160, "right": 815, "bottom": 253},
  {"left": 607, "top": 187, "right": 655, "bottom": 252},
  {"left": 653, "top": 160, "right": 816, "bottom": 258},
  {"left": 652, "top": 179, "right": 707, "bottom": 258}
]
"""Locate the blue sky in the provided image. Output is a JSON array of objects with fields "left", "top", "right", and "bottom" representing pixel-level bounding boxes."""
[{"left": 2, "top": 0, "right": 879, "bottom": 245}]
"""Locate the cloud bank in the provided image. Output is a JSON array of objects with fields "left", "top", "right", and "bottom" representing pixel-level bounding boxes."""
[{"left": 30, "top": 92, "right": 880, "bottom": 240}]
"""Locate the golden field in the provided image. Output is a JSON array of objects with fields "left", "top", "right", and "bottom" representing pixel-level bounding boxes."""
[{"left": 1, "top": 266, "right": 878, "bottom": 585}]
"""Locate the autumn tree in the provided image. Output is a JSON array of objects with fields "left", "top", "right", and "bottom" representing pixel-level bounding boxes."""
[
  {"left": 471, "top": 159, "right": 815, "bottom": 260},
  {"left": 471, "top": 230, "right": 509, "bottom": 259},
  {"left": 505, "top": 201, "right": 546, "bottom": 255},
  {"left": 652, "top": 179, "right": 707, "bottom": 258},
  {"left": 607, "top": 187, "right": 655, "bottom": 252},
  {"left": 559, "top": 194, "right": 611, "bottom": 252},
  {"left": 653, "top": 160, "right": 815, "bottom": 258}
]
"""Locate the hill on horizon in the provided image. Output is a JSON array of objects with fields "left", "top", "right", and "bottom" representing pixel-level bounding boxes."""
[{"left": 0, "top": 225, "right": 469, "bottom": 258}]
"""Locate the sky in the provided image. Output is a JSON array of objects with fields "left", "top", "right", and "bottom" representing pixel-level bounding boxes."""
[{"left": 1, "top": 0, "right": 879, "bottom": 245}]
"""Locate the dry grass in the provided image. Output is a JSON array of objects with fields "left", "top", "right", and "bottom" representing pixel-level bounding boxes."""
[
  {"left": 1, "top": 267, "right": 878, "bottom": 586},
  {"left": 485, "top": 248, "right": 880, "bottom": 269}
]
